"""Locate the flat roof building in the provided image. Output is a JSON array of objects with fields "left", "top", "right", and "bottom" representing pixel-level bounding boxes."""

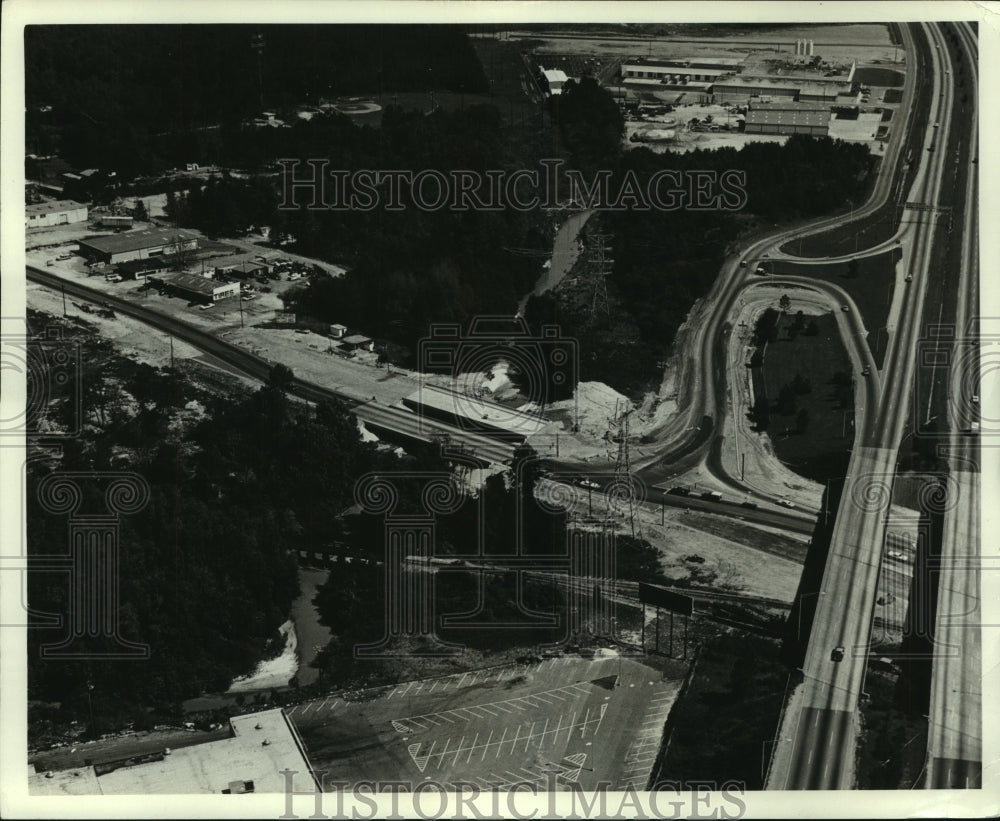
[
  {"left": 150, "top": 272, "right": 240, "bottom": 303},
  {"left": 29, "top": 710, "right": 317, "bottom": 795},
  {"left": 341, "top": 334, "right": 375, "bottom": 352},
  {"left": 745, "top": 103, "right": 831, "bottom": 136},
  {"left": 26, "top": 199, "right": 88, "bottom": 229},
  {"left": 77, "top": 227, "right": 200, "bottom": 265},
  {"left": 541, "top": 67, "right": 568, "bottom": 95}
]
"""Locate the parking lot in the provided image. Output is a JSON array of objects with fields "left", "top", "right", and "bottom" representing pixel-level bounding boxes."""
[{"left": 290, "top": 654, "right": 685, "bottom": 791}]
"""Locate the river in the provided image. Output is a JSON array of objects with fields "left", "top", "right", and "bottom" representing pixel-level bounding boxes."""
[{"left": 517, "top": 209, "right": 593, "bottom": 314}]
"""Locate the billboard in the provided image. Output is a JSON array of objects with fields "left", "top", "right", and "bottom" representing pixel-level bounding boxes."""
[{"left": 638, "top": 582, "right": 695, "bottom": 616}]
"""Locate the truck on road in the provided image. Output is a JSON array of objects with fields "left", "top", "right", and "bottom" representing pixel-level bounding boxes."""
[{"left": 701, "top": 490, "right": 723, "bottom": 502}]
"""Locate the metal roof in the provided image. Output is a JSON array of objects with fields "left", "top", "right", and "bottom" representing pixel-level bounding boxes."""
[
  {"left": 745, "top": 107, "right": 831, "bottom": 129},
  {"left": 78, "top": 227, "right": 200, "bottom": 255}
]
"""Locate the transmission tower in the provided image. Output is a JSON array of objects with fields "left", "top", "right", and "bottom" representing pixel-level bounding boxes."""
[
  {"left": 610, "top": 400, "right": 639, "bottom": 539},
  {"left": 587, "top": 232, "right": 613, "bottom": 318}
]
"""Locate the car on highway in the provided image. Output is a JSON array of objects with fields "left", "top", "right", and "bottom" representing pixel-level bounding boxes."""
[
  {"left": 886, "top": 549, "right": 910, "bottom": 563},
  {"left": 667, "top": 486, "right": 690, "bottom": 496},
  {"left": 831, "top": 646, "right": 845, "bottom": 663},
  {"left": 862, "top": 366, "right": 871, "bottom": 376},
  {"left": 905, "top": 274, "right": 913, "bottom": 282},
  {"left": 740, "top": 259, "right": 748, "bottom": 267},
  {"left": 841, "top": 305, "right": 850, "bottom": 312},
  {"left": 579, "top": 479, "right": 600, "bottom": 490},
  {"left": 741, "top": 500, "right": 758, "bottom": 509},
  {"left": 877, "top": 594, "right": 896, "bottom": 606},
  {"left": 198, "top": 303, "right": 215, "bottom": 310},
  {"left": 778, "top": 499, "right": 795, "bottom": 508}
]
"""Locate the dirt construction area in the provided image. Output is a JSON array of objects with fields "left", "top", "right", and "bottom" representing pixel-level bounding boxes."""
[{"left": 289, "top": 654, "right": 685, "bottom": 792}]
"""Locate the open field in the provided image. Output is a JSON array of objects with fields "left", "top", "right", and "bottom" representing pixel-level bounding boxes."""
[
  {"left": 770, "top": 247, "right": 903, "bottom": 366},
  {"left": 761, "top": 313, "right": 854, "bottom": 483}
]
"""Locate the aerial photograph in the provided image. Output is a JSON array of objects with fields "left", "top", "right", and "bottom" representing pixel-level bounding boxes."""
[{"left": 1, "top": 3, "right": 992, "bottom": 818}]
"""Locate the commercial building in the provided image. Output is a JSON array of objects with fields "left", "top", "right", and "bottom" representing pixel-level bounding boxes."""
[
  {"left": 744, "top": 102, "right": 831, "bottom": 136},
  {"left": 329, "top": 324, "right": 348, "bottom": 339},
  {"left": 149, "top": 272, "right": 240, "bottom": 303},
  {"left": 25, "top": 199, "right": 88, "bottom": 229},
  {"left": 77, "top": 227, "right": 200, "bottom": 265},
  {"left": 114, "top": 256, "right": 179, "bottom": 281},
  {"left": 341, "top": 334, "right": 375, "bottom": 352},
  {"left": 541, "top": 67, "right": 568, "bottom": 96},
  {"left": 29, "top": 710, "right": 317, "bottom": 795}
]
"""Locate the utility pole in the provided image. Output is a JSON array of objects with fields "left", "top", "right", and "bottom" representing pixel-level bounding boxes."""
[
  {"left": 169, "top": 335, "right": 174, "bottom": 369},
  {"left": 61, "top": 282, "right": 68, "bottom": 316},
  {"left": 613, "top": 401, "right": 638, "bottom": 538}
]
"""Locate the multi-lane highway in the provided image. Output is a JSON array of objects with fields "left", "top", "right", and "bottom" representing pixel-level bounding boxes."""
[
  {"left": 923, "top": 19, "right": 981, "bottom": 790},
  {"left": 765, "top": 21, "right": 977, "bottom": 789}
]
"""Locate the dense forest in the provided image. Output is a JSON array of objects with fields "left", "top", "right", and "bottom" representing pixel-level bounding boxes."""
[
  {"left": 25, "top": 312, "right": 666, "bottom": 738},
  {"left": 25, "top": 311, "right": 379, "bottom": 737},
  {"left": 25, "top": 24, "right": 487, "bottom": 174}
]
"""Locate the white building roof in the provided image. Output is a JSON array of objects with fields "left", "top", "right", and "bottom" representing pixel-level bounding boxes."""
[{"left": 29, "top": 710, "right": 315, "bottom": 795}]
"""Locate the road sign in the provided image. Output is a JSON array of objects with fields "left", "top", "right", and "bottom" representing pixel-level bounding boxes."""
[{"left": 638, "top": 582, "right": 694, "bottom": 616}]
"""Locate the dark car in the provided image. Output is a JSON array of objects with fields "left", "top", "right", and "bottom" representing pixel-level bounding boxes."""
[
  {"left": 667, "top": 486, "right": 690, "bottom": 496},
  {"left": 831, "top": 646, "right": 845, "bottom": 662},
  {"left": 741, "top": 501, "right": 758, "bottom": 509}
]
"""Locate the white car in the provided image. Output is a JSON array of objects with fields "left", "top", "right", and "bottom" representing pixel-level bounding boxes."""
[
  {"left": 778, "top": 499, "right": 795, "bottom": 508},
  {"left": 580, "top": 479, "right": 600, "bottom": 490},
  {"left": 198, "top": 303, "right": 215, "bottom": 311}
]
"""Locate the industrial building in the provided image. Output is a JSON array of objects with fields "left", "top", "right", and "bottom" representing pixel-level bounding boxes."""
[
  {"left": 28, "top": 710, "right": 317, "bottom": 795},
  {"left": 25, "top": 199, "right": 88, "bottom": 229},
  {"left": 744, "top": 101, "right": 832, "bottom": 136},
  {"left": 621, "top": 56, "right": 742, "bottom": 88},
  {"left": 712, "top": 63, "right": 856, "bottom": 104},
  {"left": 148, "top": 272, "right": 240, "bottom": 303},
  {"left": 77, "top": 227, "right": 200, "bottom": 265}
]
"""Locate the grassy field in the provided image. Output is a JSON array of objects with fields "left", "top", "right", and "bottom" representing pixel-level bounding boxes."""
[
  {"left": 856, "top": 669, "right": 929, "bottom": 788},
  {"left": 771, "top": 247, "right": 902, "bottom": 367},
  {"left": 761, "top": 312, "right": 855, "bottom": 483}
]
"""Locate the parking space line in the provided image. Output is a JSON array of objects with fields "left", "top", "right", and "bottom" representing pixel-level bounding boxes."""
[
  {"left": 453, "top": 736, "right": 465, "bottom": 767},
  {"left": 540, "top": 718, "right": 548, "bottom": 749},
  {"left": 496, "top": 728, "right": 508, "bottom": 759},
  {"left": 286, "top": 705, "right": 298, "bottom": 716},
  {"left": 511, "top": 725, "right": 521, "bottom": 754},
  {"left": 526, "top": 722, "right": 535, "bottom": 752},
  {"left": 428, "top": 681, "right": 439, "bottom": 693},
  {"left": 301, "top": 702, "right": 314, "bottom": 715},
  {"left": 467, "top": 733, "right": 478, "bottom": 765},
  {"left": 564, "top": 712, "right": 576, "bottom": 744},
  {"left": 482, "top": 730, "right": 493, "bottom": 762},
  {"left": 437, "top": 738, "right": 451, "bottom": 769},
  {"left": 579, "top": 707, "right": 591, "bottom": 738}
]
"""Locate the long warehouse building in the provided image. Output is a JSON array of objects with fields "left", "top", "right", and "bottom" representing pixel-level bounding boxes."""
[{"left": 77, "top": 227, "right": 200, "bottom": 265}]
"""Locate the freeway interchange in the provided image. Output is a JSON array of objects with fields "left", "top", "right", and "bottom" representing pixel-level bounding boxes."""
[{"left": 22, "top": 21, "right": 981, "bottom": 795}]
